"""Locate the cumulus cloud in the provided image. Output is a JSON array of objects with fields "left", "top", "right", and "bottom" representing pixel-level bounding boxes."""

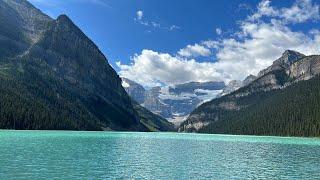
[
  {"left": 216, "top": 28, "right": 222, "bottom": 35},
  {"left": 282, "top": 0, "right": 320, "bottom": 23},
  {"left": 215, "top": 22, "right": 320, "bottom": 76},
  {"left": 178, "top": 44, "right": 211, "bottom": 57},
  {"left": 201, "top": 40, "right": 220, "bottom": 49},
  {"left": 136, "top": 10, "right": 143, "bottom": 20},
  {"left": 117, "top": 50, "right": 227, "bottom": 87},
  {"left": 249, "top": 0, "right": 319, "bottom": 23},
  {"left": 119, "top": 0, "right": 320, "bottom": 87}
]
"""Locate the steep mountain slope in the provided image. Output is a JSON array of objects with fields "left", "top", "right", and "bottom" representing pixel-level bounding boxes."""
[
  {"left": 132, "top": 101, "right": 174, "bottom": 132},
  {"left": 0, "top": 0, "right": 163, "bottom": 131},
  {"left": 122, "top": 78, "right": 225, "bottom": 125},
  {"left": 121, "top": 78, "right": 146, "bottom": 104},
  {"left": 199, "top": 75, "right": 320, "bottom": 137},
  {"left": 218, "top": 80, "right": 243, "bottom": 97},
  {"left": 180, "top": 50, "right": 320, "bottom": 136},
  {"left": 0, "top": 0, "right": 51, "bottom": 58}
]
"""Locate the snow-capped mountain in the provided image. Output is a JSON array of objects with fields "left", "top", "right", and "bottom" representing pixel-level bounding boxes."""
[{"left": 121, "top": 78, "right": 225, "bottom": 126}]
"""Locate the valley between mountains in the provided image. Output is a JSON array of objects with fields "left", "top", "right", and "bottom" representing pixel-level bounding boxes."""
[
  {"left": 1, "top": 0, "right": 320, "bottom": 137},
  {"left": 124, "top": 50, "right": 320, "bottom": 136}
]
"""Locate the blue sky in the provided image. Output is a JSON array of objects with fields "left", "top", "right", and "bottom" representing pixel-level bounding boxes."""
[{"left": 29, "top": 0, "right": 320, "bottom": 87}]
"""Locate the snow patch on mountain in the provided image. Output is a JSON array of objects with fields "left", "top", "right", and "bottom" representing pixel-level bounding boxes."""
[
  {"left": 122, "top": 80, "right": 130, "bottom": 88},
  {"left": 122, "top": 79, "right": 226, "bottom": 125}
]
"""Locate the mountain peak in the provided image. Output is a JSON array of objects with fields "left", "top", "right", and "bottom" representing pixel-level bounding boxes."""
[
  {"left": 283, "top": 49, "right": 305, "bottom": 56},
  {"left": 57, "top": 14, "right": 71, "bottom": 22},
  {"left": 280, "top": 50, "right": 306, "bottom": 63},
  {"left": 56, "top": 14, "right": 76, "bottom": 27}
]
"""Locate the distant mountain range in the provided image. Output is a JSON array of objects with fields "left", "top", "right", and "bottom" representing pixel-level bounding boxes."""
[
  {"left": 0, "top": 0, "right": 173, "bottom": 131},
  {"left": 1, "top": 0, "right": 319, "bottom": 137},
  {"left": 122, "top": 72, "right": 259, "bottom": 127},
  {"left": 180, "top": 50, "right": 320, "bottom": 137},
  {"left": 122, "top": 78, "right": 225, "bottom": 126}
]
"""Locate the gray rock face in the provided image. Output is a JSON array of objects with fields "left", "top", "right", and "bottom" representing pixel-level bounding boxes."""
[
  {"left": 242, "top": 74, "right": 257, "bottom": 86},
  {"left": 144, "top": 87, "right": 173, "bottom": 118},
  {"left": 289, "top": 55, "right": 320, "bottom": 81},
  {"left": 122, "top": 79, "right": 225, "bottom": 125},
  {"left": 30, "top": 14, "right": 140, "bottom": 128},
  {"left": 2, "top": 0, "right": 52, "bottom": 42},
  {"left": 219, "top": 80, "right": 242, "bottom": 97},
  {"left": 122, "top": 77, "right": 146, "bottom": 104},
  {"left": 0, "top": 0, "right": 166, "bottom": 131},
  {"left": 217, "top": 75, "right": 257, "bottom": 97},
  {"left": 258, "top": 50, "right": 305, "bottom": 77},
  {"left": 180, "top": 50, "right": 320, "bottom": 132}
]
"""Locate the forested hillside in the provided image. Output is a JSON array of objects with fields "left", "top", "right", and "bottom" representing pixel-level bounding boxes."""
[
  {"left": 180, "top": 50, "right": 320, "bottom": 137},
  {"left": 199, "top": 75, "right": 320, "bottom": 136}
]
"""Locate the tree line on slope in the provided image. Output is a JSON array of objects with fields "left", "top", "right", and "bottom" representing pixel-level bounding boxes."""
[{"left": 199, "top": 75, "right": 320, "bottom": 137}]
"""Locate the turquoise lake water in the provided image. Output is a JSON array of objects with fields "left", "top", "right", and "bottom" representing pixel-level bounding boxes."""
[{"left": 1, "top": 130, "right": 320, "bottom": 179}]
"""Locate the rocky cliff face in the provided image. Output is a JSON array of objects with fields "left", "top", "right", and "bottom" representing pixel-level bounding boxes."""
[
  {"left": 217, "top": 75, "right": 257, "bottom": 98},
  {"left": 0, "top": 0, "right": 162, "bottom": 131},
  {"left": 180, "top": 50, "right": 320, "bottom": 132},
  {"left": 258, "top": 50, "right": 306, "bottom": 77},
  {"left": 289, "top": 55, "right": 320, "bottom": 81},
  {"left": 144, "top": 87, "right": 173, "bottom": 118},
  {"left": 122, "top": 78, "right": 146, "bottom": 104},
  {"left": 217, "top": 50, "right": 305, "bottom": 98},
  {"left": 0, "top": 0, "right": 51, "bottom": 58},
  {"left": 122, "top": 79, "right": 225, "bottom": 126},
  {"left": 2, "top": 0, "right": 51, "bottom": 42},
  {"left": 242, "top": 75, "right": 257, "bottom": 86},
  {"left": 219, "top": 80, "right": 242, "bottom": 97}
]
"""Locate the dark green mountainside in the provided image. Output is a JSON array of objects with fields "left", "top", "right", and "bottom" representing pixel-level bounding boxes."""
[
  {"left": 0, "top": 0, "right": 172, "bottom": 131},
  {"left": 180, "top": 51, "right": 320, "bottom": 137},
  {"left": 132, "top": 101, "right": 174, "bottom": 132},
  {"left": 199, "top": 75, "right": 320, "bottom": 136}
]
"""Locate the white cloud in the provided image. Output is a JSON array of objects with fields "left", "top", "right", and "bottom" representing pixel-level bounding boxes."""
[
  {"left": 117, "top": 50, "right": 228, "bottom": 87},
  {"left": 178, "top": 44, "right": 211, "bottom": 57},
  {"left": 249, "top": 0, "right": 278, "bottom": 21},
  {"left": 136, "top": 10, "right": 143, "bottom": 20},
  {"left": 216, "top": 28, "right": 222, "bottom": 35},
  {"left": 214, "top": 21, "right": 320, "bottom": 76},
  {"left": 249, "top": 0, "right": 319, "bottom": 23},
  {"left": 119, "top": 0, "right": 320, "bottom": 87},
  {"left": 201, "top": 40, "right": 220, "bottom": 49},
  {"left": 170, "top": 25, "right": 180, "bottom": 31},
  {"left": 134, "top": 11, "right": 180, "bottom": 31},
  {"left": 281, "top": 0, "right": 319, "bottom": 23}
]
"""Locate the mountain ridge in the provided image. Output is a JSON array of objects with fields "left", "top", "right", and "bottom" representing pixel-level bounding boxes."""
[
  {"left": 122, "top": 77, "right": 225, "bottom": 126},
  {"left": 180, "top": 50, "right": 320, "bottom": 136},
  {"left": 0, "top": 0, "right": 171, "bottom": 131}
]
